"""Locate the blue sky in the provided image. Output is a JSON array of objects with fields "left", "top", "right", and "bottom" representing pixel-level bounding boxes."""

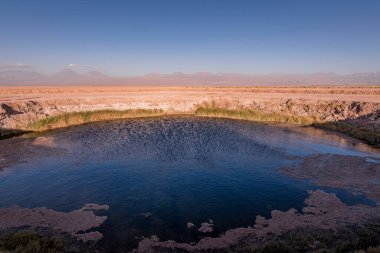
[{"left": 1, "top": 0, "right": 380, "bottom": 75}]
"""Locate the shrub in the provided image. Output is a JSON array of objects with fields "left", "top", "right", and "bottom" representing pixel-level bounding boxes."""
[{"left": 0, "top": 230, "right": 64, "bottom": 253}]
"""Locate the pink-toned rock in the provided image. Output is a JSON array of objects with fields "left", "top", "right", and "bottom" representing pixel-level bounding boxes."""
[
  {"left": 0, "top": 203, "right": 109, "bottom": 242},
  {"left": 198, "top": 222, "right": 213, "bottom": 233}
]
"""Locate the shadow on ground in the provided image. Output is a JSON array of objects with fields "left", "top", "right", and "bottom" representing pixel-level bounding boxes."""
[{"left": 314, "top": 109, "right": 380, "bottom": 147}]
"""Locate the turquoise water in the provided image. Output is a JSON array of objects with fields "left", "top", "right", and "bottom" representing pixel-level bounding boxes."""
[{"left": 0, "top": 117, "right": 378, "bottom": 252}]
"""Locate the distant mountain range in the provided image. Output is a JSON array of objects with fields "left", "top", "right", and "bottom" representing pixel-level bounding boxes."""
[{"left": 1, "top": 69, "right": 380, "bottom": 86}]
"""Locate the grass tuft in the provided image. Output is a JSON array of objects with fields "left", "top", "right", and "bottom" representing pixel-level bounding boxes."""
[
  {"left": 195, "top": 106, "right": 318, "bottom": 125},
  {"left": 27, "top": 109, "right": 164, "bottom": 130}
]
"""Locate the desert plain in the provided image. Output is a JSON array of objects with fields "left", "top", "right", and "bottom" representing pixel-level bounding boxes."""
[{"left": 1, "top": 86, "right": 379, "bottom": 127}]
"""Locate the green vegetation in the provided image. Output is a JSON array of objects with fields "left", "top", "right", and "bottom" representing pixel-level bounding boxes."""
[
  {"left": 314, "top": 122, "right": 380, "bottom": 147},
  {"left": 27, "top": 109, "right": 164, "bottom": 130},
  {"left": 195, "top": 106, "right": 318, "bottom": 125},
  {"left": 0, "top": 231, "right": 64, "bottom": 253}
]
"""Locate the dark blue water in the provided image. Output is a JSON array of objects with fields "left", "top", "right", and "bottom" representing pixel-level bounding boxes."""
[{"left": 0, "top": 116, "right": 378, "bottom": 251}]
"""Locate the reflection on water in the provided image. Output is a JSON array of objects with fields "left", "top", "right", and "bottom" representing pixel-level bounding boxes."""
[{"left": 0, "top": 116, "right": 378, "bottom": 252}]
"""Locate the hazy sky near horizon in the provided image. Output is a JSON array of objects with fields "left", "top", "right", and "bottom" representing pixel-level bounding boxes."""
[{"left": 1, "top": 0, "right": 380, "bottom": 76}]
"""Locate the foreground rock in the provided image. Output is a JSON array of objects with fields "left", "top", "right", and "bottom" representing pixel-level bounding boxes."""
[
  {"left": 133, "top": 190, "right": 380, "bottom": 252},
  {"left": 0, "top": 203, "right": 109, "bottom": 242}
]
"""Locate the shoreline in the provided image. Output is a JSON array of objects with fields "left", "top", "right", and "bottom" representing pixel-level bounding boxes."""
[
  {"left": 1, "top": 86, "right": 379, "bottom": 146},
  {"left": 1, "top": 108, "right": 379, "bottom": 148}
]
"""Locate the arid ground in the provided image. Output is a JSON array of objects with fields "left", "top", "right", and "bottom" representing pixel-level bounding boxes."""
[{"left": 1, "top": 86, "right": 380, "bottom": 104}]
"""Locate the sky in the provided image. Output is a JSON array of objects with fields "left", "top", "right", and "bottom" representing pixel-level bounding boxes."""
[{"left": 1, "top": 0, "right": 380, "bottom": 76}]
